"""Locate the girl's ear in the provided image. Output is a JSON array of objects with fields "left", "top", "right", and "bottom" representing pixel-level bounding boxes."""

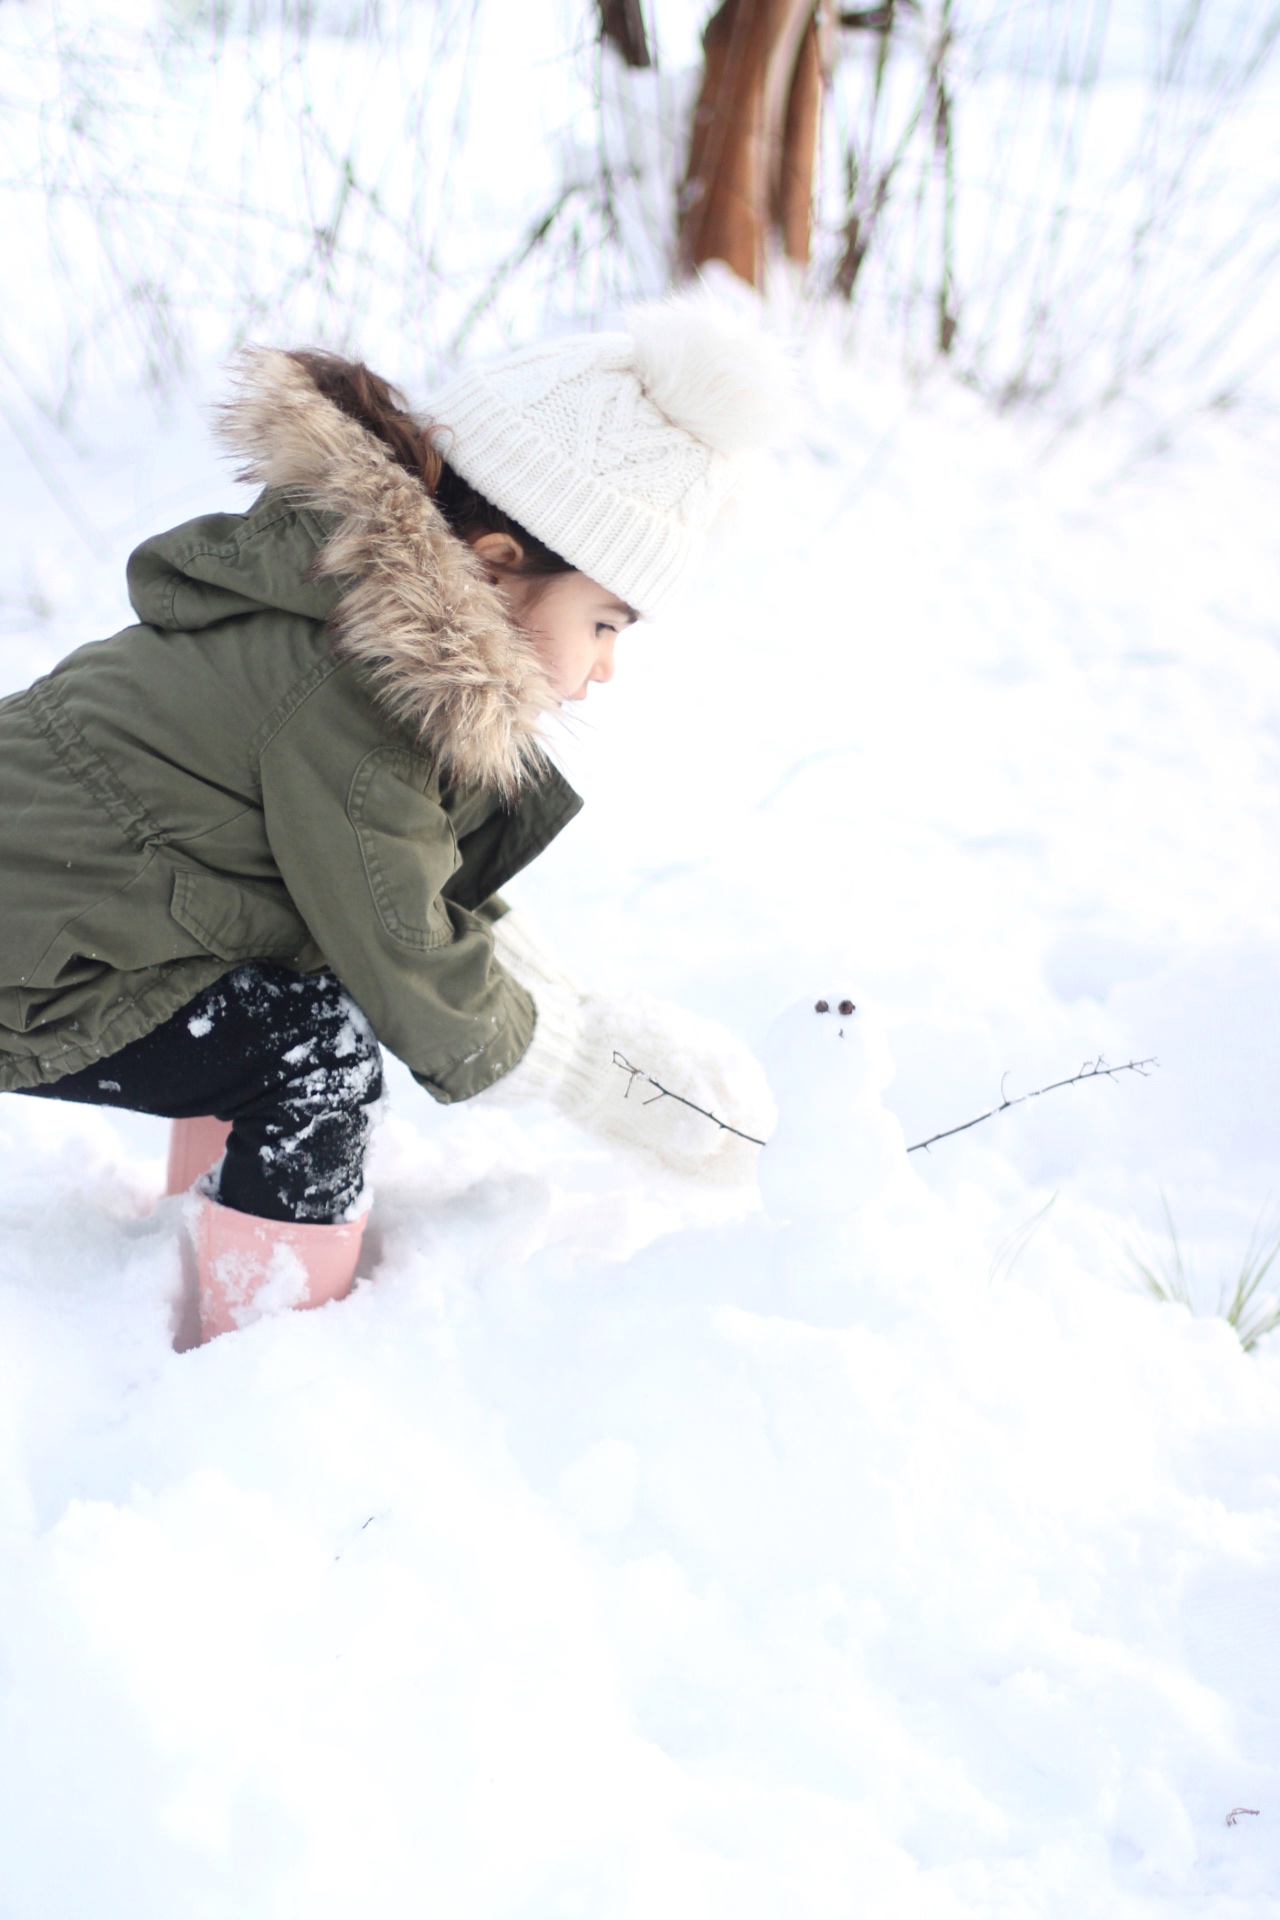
[{"left": 469, "top": 530, "right": 525, "bottom": 572}]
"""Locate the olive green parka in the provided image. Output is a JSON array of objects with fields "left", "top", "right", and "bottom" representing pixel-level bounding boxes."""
[{"left": 0, "top": 350, "right": 581, "bottom": 1100}]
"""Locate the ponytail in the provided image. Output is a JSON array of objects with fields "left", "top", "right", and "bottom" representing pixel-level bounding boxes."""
[{"left": 286, "top": 349, "right": 572, "bottom": 579}]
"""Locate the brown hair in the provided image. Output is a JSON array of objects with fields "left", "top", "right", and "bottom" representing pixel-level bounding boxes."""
[{"left": 287, "top": 349, "right": 573, "bottom": 579}]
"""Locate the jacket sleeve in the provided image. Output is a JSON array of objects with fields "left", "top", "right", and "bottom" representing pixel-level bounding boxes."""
[{"left": 257, "top": 661, "right": 534, "bottom": 1102}]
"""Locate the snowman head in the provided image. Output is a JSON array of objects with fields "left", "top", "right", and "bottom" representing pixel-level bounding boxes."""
[{"left": 762, "top": 992, "right": 896, "bottom": 1108}]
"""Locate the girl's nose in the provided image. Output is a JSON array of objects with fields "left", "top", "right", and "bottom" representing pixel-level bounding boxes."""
[{"left": 590, "top": 637, "right": 616, "bottom": 685}]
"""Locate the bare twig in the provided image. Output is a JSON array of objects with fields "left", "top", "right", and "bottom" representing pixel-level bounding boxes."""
[
  {"left": 1225, "top": 1807, "right": 1259, "bottom": 1826},
  {"left": 612, "top": 1052, "right": 768, "bottom": 1145},
  {"left": 907, "top": 1057, "right": 1157, "bottom": 1154},
  {"left": 446, "top": 184, "right": 586, "bottom": 360},
  {"left": 611, "top": 1051, "right": 1157, "bottom": 1158},
  {"left": 839, "top": 7, "right": 898, "bottom": 29}
]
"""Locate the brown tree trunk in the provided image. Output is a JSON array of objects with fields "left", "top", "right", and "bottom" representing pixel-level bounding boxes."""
[
  {"left": 679, "top": 0, "right": 828, "bottom": 287},
  {"left": 776, "top": 13, "right": 822, "bottom": 263},
  {"left": 599, "top": 0, "right": 652, "bottom": 68}
]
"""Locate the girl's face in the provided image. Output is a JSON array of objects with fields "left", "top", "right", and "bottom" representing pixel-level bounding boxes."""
[{"left": 471, "top": 533, "right": 636, "bottom": 703}]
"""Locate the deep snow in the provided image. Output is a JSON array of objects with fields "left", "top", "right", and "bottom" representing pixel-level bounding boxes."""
[
  {"left": 3, "top": 327, "right": 1280, "bottom": 1915},
  {"left": 4, "top": 1, "right": 1280, "bottom": 1902}
]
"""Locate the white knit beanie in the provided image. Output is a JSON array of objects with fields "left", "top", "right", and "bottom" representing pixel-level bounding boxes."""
[{"left": 426, "top": 289, "right": 793, "bottom": 616}]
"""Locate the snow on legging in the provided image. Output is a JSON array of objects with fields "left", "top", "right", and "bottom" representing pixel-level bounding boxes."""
[{"left": 19, "top": 964, "right": 383, "bottom": 1223}]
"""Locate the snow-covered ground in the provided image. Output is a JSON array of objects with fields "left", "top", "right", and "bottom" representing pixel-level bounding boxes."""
[
  {"left": 5, "top": 0, "right": 1280, "bottom": 1904},
  {"left": 3, "top": 324, "right": 1280, "bottom": 1915}
]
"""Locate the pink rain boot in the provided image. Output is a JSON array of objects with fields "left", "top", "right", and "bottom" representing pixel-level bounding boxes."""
[
  {"left": 165, "top": 1115, "right": 233, "bottom": 1196},
  {"left": 189, "top": 1195, "right": 368, "bottom": 1343}
]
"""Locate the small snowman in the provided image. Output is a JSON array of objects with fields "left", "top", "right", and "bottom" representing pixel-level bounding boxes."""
[
  {"left": 760, "top": 993, "right": 908, "bottom": 1222},
  {"left": 759, "top": 992, "right": 910, "bottom": 1324}
]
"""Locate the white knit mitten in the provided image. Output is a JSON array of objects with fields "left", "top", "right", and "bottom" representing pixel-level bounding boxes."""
[{"left": 485, "top": 911, "right": 775, "bottom": 1182}]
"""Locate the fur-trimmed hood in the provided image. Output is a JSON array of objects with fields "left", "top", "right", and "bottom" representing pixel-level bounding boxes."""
[{"left": 216, "top": 348, "right": 556, "bottom": 799}]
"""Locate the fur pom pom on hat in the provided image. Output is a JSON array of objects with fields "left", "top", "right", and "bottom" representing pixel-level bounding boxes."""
[{"left": 427, "top": 288, "right": 793, "bottom": 616}]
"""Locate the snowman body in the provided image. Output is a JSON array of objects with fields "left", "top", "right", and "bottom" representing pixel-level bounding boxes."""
[
  {"left": 760, "top": 995, "right": 908, "bottom": 1224},
  {"left": 759, "top": 994, "right": 911, "bottom": 1326}
]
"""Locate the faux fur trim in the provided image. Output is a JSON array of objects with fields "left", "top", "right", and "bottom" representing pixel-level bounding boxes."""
[{"left": 217, "top": 348, "right": 555, "bottom": 799}]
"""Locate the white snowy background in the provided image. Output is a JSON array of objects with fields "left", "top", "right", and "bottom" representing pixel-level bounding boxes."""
[{"left": 2, "top": 2, "right": 1280, "bottom": 1914}]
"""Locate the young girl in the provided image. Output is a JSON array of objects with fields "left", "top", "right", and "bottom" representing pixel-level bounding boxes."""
[{"left": 0, "top": 294, "right": 784, "bottom": 1341}]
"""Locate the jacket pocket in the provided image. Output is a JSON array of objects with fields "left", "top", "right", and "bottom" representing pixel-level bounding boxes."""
[
  {"left": 347, "top": 747, "right": 461, "bottom": 951},
  {"left": 170, "top": 868, "right": 313, "bottom": 963}
]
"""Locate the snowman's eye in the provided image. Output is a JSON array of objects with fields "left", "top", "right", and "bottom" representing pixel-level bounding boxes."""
[
  {"left": 838, "top": 999, "right": 855, "bottom": 1016},
  {"left": 814, "top": 999, "right": 830, "bottom": 1013}
]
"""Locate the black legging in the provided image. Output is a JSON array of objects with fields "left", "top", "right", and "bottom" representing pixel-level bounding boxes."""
[{"left": 19, "top": 964, "right": 383, "bottom": 1223}]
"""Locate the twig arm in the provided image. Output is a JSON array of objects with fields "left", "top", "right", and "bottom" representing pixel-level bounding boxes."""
[
  {"left": 906, "top": 1057, "right": 1157, "bottom": 1154},
  {"left": 612, "top": 1053, "right": 768, "bottom": 1146},
  {"left": 608, "top": 1053, "right": 1157, "bottom": 1161}
]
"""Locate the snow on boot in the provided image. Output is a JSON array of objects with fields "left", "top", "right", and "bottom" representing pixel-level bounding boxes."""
[
  {"left": 165, "top": 1115, "right": 233, "bottom": 1196},
  {"left": 189, "top": 1195, "right": 367, "bottom": 1343}
]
